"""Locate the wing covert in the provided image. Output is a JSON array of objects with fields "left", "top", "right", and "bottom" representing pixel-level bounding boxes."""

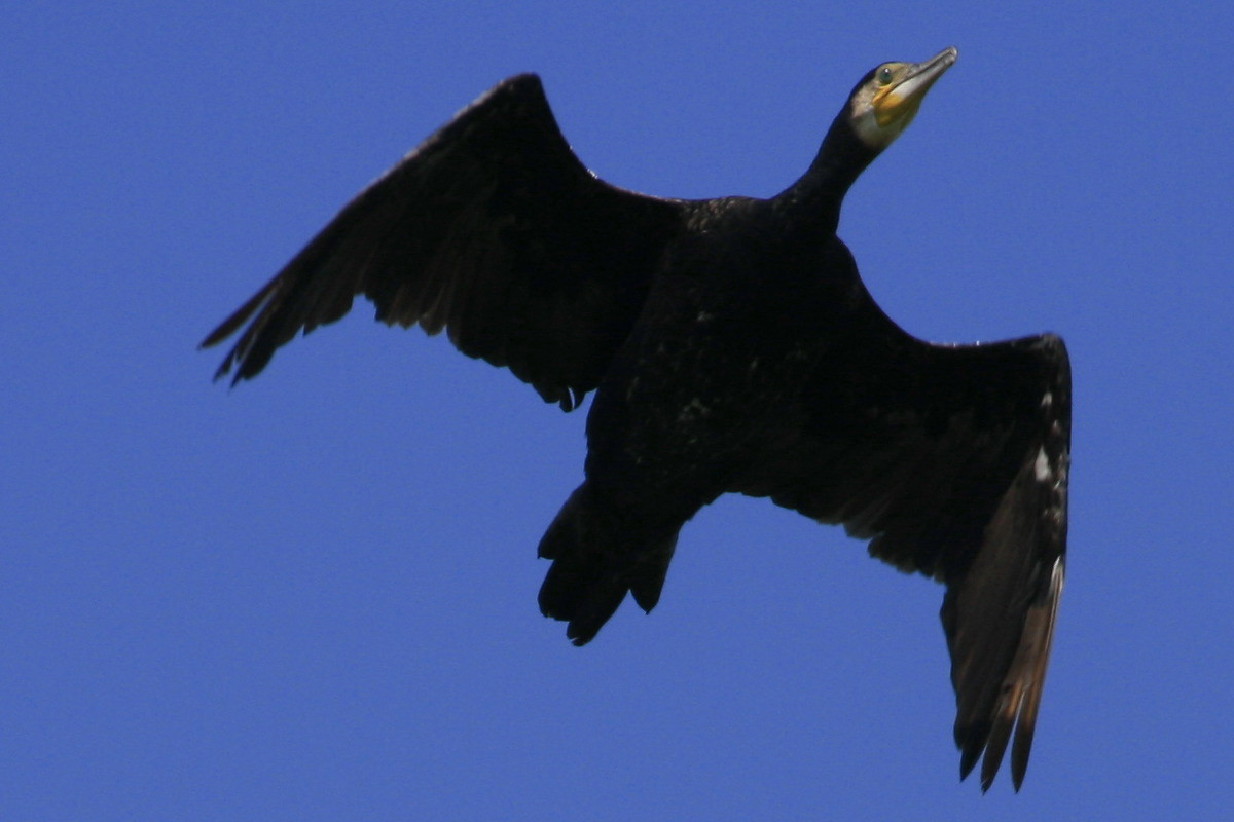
[{"left": 203, "top": 74, "right": 687, "bottom": 409}]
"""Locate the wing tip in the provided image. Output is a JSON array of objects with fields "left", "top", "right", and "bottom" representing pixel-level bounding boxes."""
[
  {"left": 201, "top": 274, "right": 288, "bottom": 385},
  {"left": 955, "top": 556, "right": 1064, "bottom": 792}
]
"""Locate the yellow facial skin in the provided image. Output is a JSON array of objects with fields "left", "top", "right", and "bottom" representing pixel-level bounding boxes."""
[{"left": 872, "top": 64, "right": 916, "bottom": 127}]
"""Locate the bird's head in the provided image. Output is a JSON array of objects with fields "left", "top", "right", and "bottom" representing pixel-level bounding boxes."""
[{"left": 847, "top": 46, "right": 957, "bottom": 151}]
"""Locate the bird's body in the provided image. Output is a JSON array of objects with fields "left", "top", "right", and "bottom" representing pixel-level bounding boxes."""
[
  {"left": 541, "top": 194, "right": 856, "bottom": 624},
  {"left": 204, "top": 47, "right": 1070, "bottom": 791}
]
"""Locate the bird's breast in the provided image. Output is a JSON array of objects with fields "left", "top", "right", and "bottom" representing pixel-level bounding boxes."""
[{"left": 585, "top": 239, "right": 858, "bottom": 486}]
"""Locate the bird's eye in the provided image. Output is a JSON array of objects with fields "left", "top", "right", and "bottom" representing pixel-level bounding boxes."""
[{"left": 877, "top": 66, "right": 895, "bottom": 85}]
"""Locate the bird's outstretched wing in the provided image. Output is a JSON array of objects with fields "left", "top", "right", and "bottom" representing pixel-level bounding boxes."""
[
  {"left": 748, "top": 328, "right": 1070, "bottom": 791},
  {"left": 202, "top": 74, "right": 686, "bottom": 410}
]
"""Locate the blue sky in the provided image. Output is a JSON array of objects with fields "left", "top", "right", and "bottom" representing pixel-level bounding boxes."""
[{"left": 5, "top": 2, "right": 1233, "bottom": 820}]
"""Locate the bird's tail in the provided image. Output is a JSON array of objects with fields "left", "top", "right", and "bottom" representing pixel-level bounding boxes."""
[{"left": 537, "top": 483, "right": 679, "bottom": 645}]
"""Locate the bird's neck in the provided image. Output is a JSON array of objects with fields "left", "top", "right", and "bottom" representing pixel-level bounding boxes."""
[{"left": 778, "top": 116, "right": 879, "bottom": 234}]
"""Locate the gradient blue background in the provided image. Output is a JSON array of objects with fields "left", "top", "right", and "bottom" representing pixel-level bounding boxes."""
[{"left": 6, "top": 3, "right": 1232, "bottom": 819}]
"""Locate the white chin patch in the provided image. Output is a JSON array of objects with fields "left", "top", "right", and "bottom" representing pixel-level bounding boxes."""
[
  {"left": 853, "top": 109, "right": 911, "bottom": 151},
  {"left": 851, "top": 109, "right": 892, "bottom": 149}
]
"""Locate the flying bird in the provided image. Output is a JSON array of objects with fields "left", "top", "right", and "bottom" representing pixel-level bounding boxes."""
[{"left": 203, "top": 47, "right": 1070, "bottom": 791}]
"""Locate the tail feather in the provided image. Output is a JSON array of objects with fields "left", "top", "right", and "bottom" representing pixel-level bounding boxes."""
[{"left": 537, "top": 484, "right": 679, "bottom": 645}]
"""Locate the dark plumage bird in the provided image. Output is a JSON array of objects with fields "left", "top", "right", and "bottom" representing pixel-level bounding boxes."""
[{"left": 203, "top": 47, "right": 1070, "bottom": 792}]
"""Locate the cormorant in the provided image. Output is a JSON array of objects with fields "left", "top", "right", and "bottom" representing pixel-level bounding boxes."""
[{"left": 203, "top": 47, "right": 1070, "bottom": 792}]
